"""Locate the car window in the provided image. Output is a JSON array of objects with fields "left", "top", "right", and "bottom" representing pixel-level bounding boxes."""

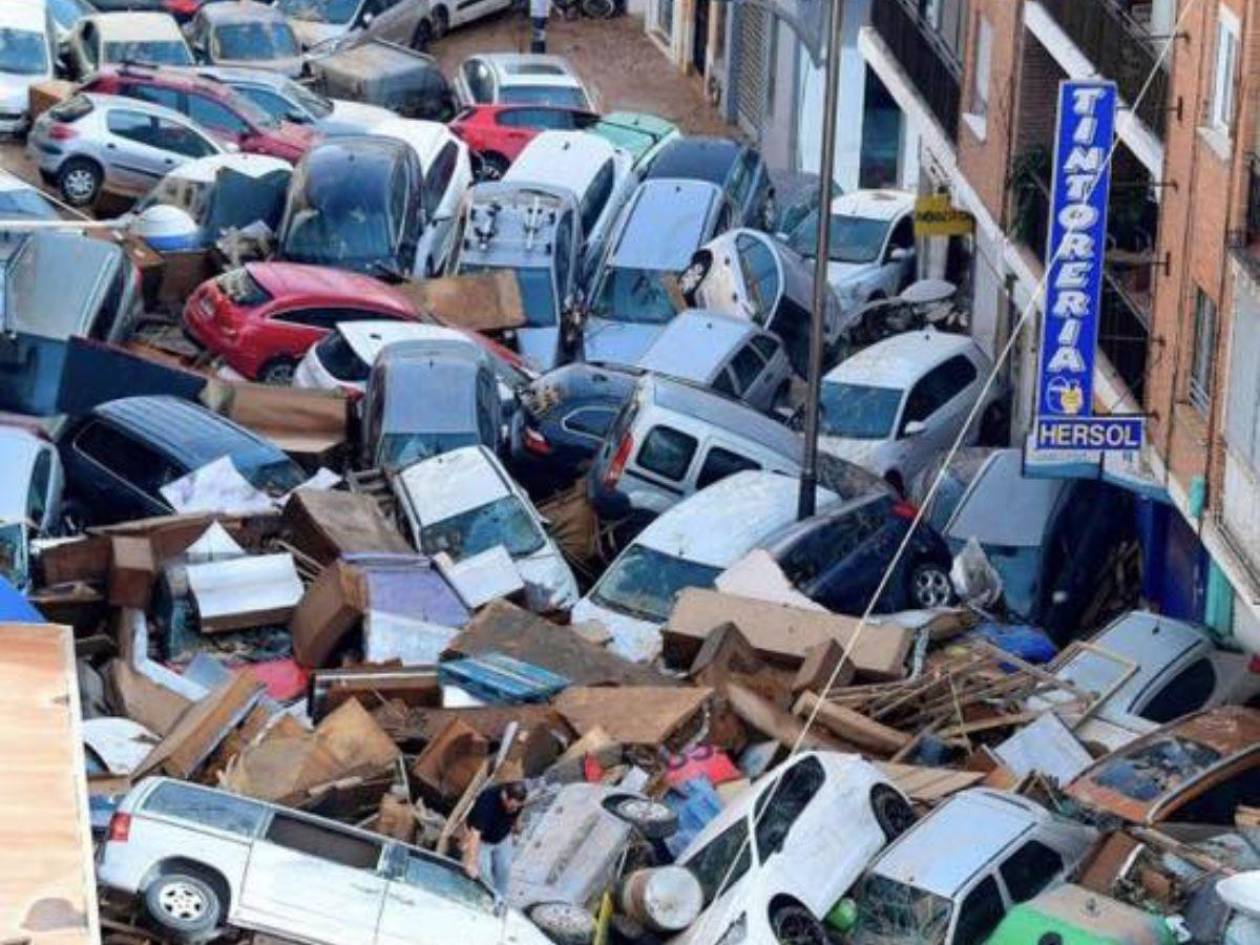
[
  {"left": 730, "top": 343, "right": 765, "bottom": 392},
  {"left": 778, "top": 501, "right": 887, "bottom": 584},
  {"left": 902, "top": 356, "right": 975, "bottom": 427},
  {"left": 26, "top": 448, "right": 51, "bottom": 526},
  {"left": 463, "top": 60, "right": 491, "bottom": 102},
  {"left": 636, "top": 425, "right": 697, "bottom": 482},
  {"left": 1164, "top": 757, "right": 1260, "bottom": 825},
  {"left": 266, "top": 814, "right": 383, "bottom": 870},
  {"left": 954, "top": 877, "right": 1006, "bottom": 945},
  {"left": 81, "top": 23, "right": 99, "bottom": 67},
  {"left": 554, "top": 212, "right": 574, "bottom": 297},
  {"left": 736, "top": 233, "right": 780, "bottom": 319},
  {"left": 274, "top": 308, "right": 342, "bottom": 329},
  {"left": 422, "top": 141, "right": 459, "bottom": 220},
  {"left": 476, "top": 371, "right": 497, "bottom": 446},
  {"left": 154, "top": 118, "right": 217, "bottom": 158},
  {"left": 727, "top": 150, "right": 752, "bottom": 208},
  {"left": 887, "top": 215, "right": 915, "bottom": 255},
  {"left": 696, "top": 446, "right": 759, "bottom": 491},
  {"left": 189, "top": 94, "right": 249, "bottom": 136},
  {"left": 563, "top": 406, "right": 616, "bottom": 439},
  {"left": 239, "top": 85, "right": 290, "bottom": 121},
  {"left": 106, "top": 109, "right": 157, "bottom": 148},
  {"left": 500, "top": 107, "right": 566, "bottom": 129},
  {"left": 74, "top": 421, "right": 180, "bottom": 499},
  {"left": 580, "top": 159, "right": 615, "bottom": 238},
  {"left": 403, "top": 853, "right": 494, "bottom": 911},
  {"left": 124, "top": 83, "right": 181, "bottom": 112},
  {"left": 1139, "top": 658, "right": 1217, "bottom": 724},
  {"left": 712, "top": 369, "right": 737, "bottom": 396},
  {"left": 998, "top": 840, "right": 1063, "bottom": 904},
  {"left": 684, "top": 818, "right": 753, "bottom": 908},
  {"left": 939, "top": 354, "right": 978, "bottom": 395},
  {"left": 753, "top": 756, "right": 824, "bottom": 860},
  {"left": 143, "top": 781, "right": 266, "bottom": 837},
  {"left": 751, "top": 334, "right": 780, "bottom": 362}
]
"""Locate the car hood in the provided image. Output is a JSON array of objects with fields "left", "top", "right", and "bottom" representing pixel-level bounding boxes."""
[
  {"left": 0, "top": 74, "right": 38, "bottom": 111},
  {"left": 826, "top": 260, "right": 875, "bottom": 292},
  {"left": 517, "top": 545, "right": 579, "bottom": 614},
  {"left": 571, "top": 597, "right": 663, "bottom": 664},
  {"left": 272, "top": 119, "right": 318, "bottom": 150},
  {"left": 321, "top": 97, "right": 394, "bottom": 134},
  {"left": 582, "top": 319, "right": 666, "bottom": 366},
  {"left": 818, "top": 435, "right": 888, "bottom": 476}
]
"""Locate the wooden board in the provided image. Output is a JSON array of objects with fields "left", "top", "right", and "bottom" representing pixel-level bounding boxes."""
[
  {"left": 553, "top": 686, "right": 712, "bottom": 746},
  {"left": 393, "top": 272, "right": 527, "bottom": 333},
  {"left": 136, "top": 673, "right": 265, "bottom": 779},
  {"left": 793, "top": 693, "right": 910, "bottom": 754},
  {"left": 0, "top": 624, "right": 101, "bottom": 945},
  {"left": 875, "top": 762, "right": 986, "bottom": 803}
]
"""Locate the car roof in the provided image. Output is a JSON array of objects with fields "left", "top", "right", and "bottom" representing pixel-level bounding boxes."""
[
  {"left": 637, "top": 309, "right": 754, "bottom": 379},
  {"left": 198, "top": 0, "right": 284, "bottom": 23},
  {"left": 0, "top": 428, "right": 45, "bottom": 522},
  {"left": 610, "top": 179, "right": 722, "bottom": 270},
  {"left": 462, "top": 182, "right": 576, "bottom": 267},
  {"left": 196, "top": 65, "right": 289, "bottom": 90},
  {"left": 98, "top": 65, "right": 230, "bottom": 99},
  {"left": 871, "top": 790, "right": 1048, "bottom": 897},
  {"left": 527, "top": 361, "right": 642, "bottom": 403},
  {"left": 633, "top": 471, "right": 836, "bottom": 566},
  {"left": 644, "top": 373, "right": 802, "bottom": 457},
  {"left": 831, "top": 188, "right": 915, "bottom": 221},
  {"left": 370, "top": 117, "right": 456, "bottom": 170},
  {"left": 300, "top": 135, "right": 408, "bottom": 180},
  {"left": 506, "top": 131, "right": 619, "bottom": 192},
  {"left": 245, "top": 262, "right": 416, "bottom": 315},
  {"left": 89, "top": 11, "right": 184, "bottom": 39},
  {"left": 480, "top": 52, "right": 578, "bottom": 79},
  {"left": 395, "top": 445, "right": 509, "bottom": 523},
  {"left": 825, "top": 329, "right": 978, "bottom": 390},
  {"left": 92, "top": 396, "right": 280, "bottom": 469},
  {"left": 644, "top": 135, "right": 743, "bottom": 185},
  {"left": 944, "top": 449, "right": 1070, "bottom": 547},
  {"left": 339, "top": 322, "right": 469, "bottom": 365},
  {"left": 81, "top": 91, "right": 192, "bottom": 127},
  {"left": 377, "top": 353, "right": 485, "bottom": 431},
  {"left": 163, "top": 153, "right": 291, "bottom": 184}
]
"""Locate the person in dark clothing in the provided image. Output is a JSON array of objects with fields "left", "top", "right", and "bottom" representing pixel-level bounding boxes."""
[{"left": 462, "top": 781, "right": 528, "bottom": 891}]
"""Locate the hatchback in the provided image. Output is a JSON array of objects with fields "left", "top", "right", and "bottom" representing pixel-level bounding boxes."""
[
  {"left": 183, "top": 262, "right": 426, "bottom": 383},
  {"left": 455, "top": 53, "right": 596, "bottom": 111},
  {"left": 196, "top": 66, "right": 394, "bottom": 137},
  {"left": 186, "top": 1, "right": 302, "bottom": 77},
  {"left": 0, "top": 0, "right": 56, "bottom": 136},
  {"left": 277, "top": 0, "right": 433, "bottom": 51},
  {"left": 643, "top": 135, "right": 773, "bottom": 231},
  {"left": 63, "top": 12, "right": 193, "bottom": 79},
  {"left": 449, "top": 104, "right": 599, "bottom": 178},
  {"left": 589, "top": 111, "right": 679, "bottom": 171}
]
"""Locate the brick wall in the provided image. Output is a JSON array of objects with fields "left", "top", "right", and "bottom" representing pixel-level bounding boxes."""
[{"left": 957, "top": 0, "right": 1022, "bottom": 222}]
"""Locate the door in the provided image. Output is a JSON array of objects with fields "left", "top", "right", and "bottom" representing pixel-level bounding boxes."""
[
  {"left": 376, "top": 848, "right": 500, "bottom": 945},
  {"left": 750, "top": 756, "right": 831, "bottom": 911},
  {"left": 815, "top": 499, "right": 900, "bottom": 613},
  {"left": 879, "top": 215, "right": 916, "bottom": 295},
  {"left": 897, "top": 354, "right": 978, "bottom": 477},
  {"left": 691, "top": 0, "right": 709, "bottom": 75},
  {"left": 238, "top": 813, "right": 386, "bottom": 945},
  {"left": 102, "top": 109, "right": 173, "bottom": 193}
]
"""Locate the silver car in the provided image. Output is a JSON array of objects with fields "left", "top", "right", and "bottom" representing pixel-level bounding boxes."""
[
  {"left": 28, "top": 92, "right": 223, "bottom": 207},
  {"left": 187, "top": 1, "right": 303, "bottom": 78},
  {"left": 196, "top": 65, "right": 394, "bottom": 136}
]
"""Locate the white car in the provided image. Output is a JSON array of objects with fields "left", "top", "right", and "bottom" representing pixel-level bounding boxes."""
[
  {"left": 671, "top": 753, "right": 915, "bottom": 945},
  {"left": 455, "top": 53, "right": 596, "bottom": 112},
  {"left": 784, "top": 189, "right": 917, "bottom": 311},
  {"left": 296, "top": 321, "right": 476, "bottom": 392},
  {"left": 573, "top": 471, "right": 838, "bottom": 663},
  {"left": 0, "top": 0, "right": 56, "bottom": 135},
  {"left": 371, "top": 116, "right": 473, "bottom": 276},
  {"left": 423, "top": 0, "right": 513, "bottom": 42},
  {"left": 197, "top": 66, "right": 395, "bottom": 137},
  {"left": 64, "top": 12, "right": 194, "bottom": 80},
  {"left": 0, "top": 426, "right": 64, "bottom": 537},
  {"left": 186, "top": 1, "right": 303, "bottom": 78},
  {"left": 392, "top": 445, "right": 579, "bottom": 613},
  {"left": 818, "top": 329, "right": 1003, "bottom": 494},
  {"left": 0, "top": 167, "right": 61, "bottom": 220}
]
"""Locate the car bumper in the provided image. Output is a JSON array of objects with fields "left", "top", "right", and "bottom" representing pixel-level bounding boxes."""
[{"left": 0, "top": 111, "right": 30, "bottom": 136}]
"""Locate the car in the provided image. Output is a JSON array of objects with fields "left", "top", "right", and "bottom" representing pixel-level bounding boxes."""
[
  {"left": 941, "top": 449, "right": 1136, "bottom": 643},
  {"left": 28, "top": 93, "right": 224, "bottom": 207},
  {"left": 783, "top": 188, "right": 917, "bottom": 311},
  {"left": 818, "top": 329, "right": 1003, "bottom": 494},
  {"left": 370, "top": 117, "right": 473, "bottom": 276},
  {"left": 449, "top": 104, "right": 599, "bottom": 179},
  {"left": 0, "top": 426, "right": 64, "bottom": 538},
  {"left": 96, "top": 777, "right": 555, "bottom": 945},
  {"left": 304, "top": 41, "right": 457, "bottom": 122},
  {"left": 277, "top": 135, "right": 427, "bottom": 279},
  {"left": 573, "top": 470, "right": 842, "bottom": 662},
  {"left": 454, "top": 53, "right": 596, "bottom": 112},
  {"left": 643, "top": 135, "right": 773, "bottom": 231},
  {"left": 133, "top": 152, "right": 292, "bottom": 248},
  {"left": 186, "top": 1, "right": 302, "bottom": 77},
  {"left": 673, "top": 753, "right": 916, "bottom": 945},
  {"left": 419, "top": 0, "right": 513, "bottom": 44},
  {"left": 1064, "top": 707, "right": 1260, "bottom": 827},
  {"left": 0, "top": 168, "right": 62, "bottom": 221},
  {"left": 87, "top": 0, "right": 199, "bottom": 20},
  {"left": 589, "top": 111, "right": 679, "bottom": 172},
  {"left": 636, "top": 309, "right": 794, "bottom": 413},
  {"left": 755, "top": 490, "right": 955, "bottom": 615},
  {"left": 0, "top": 0, "right": 56, "bottom": 136},
  {"left": 849, "top": 789, "right": 1097, "bottom": 945},
  {"left": 59, "top": 395, "right": 306, "bottom": 525},
  {"left": 63, "top": 12, "right": 194, "bottom": 79},
  {"left": 183, "top": 262, "right": 428, "bottom": 383},
  {"left": 1029, "top": 611, "right": 1260, "bottom": 755},
  {"left": 276, "top": 0, "right": 433, "bottom": 51},
  {"left": 583, "top": 178, "right": 736, "bottom": 365},
  {"left": 504, "top": 131, "right": 635, "bottom": 278},
  {"left": 196, "top": 66, "right": 394, "bottom": 137},
  {"left": 451, "top": 182, "right": 584, "bottom": 371},
  {"left": 392, "top": 445, "right": 579, "bottom": 613},
  {"left": 48, "top": 0, "right": 93, "bottom": 42},
  {"left": 84, "top": 66, "right": 317, "bottom": 162},
  {"left": 361, "top": 343, "right": 502, "bottom": 470},
  {"left": 985, "top": 884, "right": 1177, "bottom": 945}
]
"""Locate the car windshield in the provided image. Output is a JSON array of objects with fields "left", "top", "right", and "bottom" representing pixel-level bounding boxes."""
[
  {"left": 0, "top": 187, "right": 58, "bottom": 221},
  {"left": 851, "top": 875, "right": 953, "bottom": 945},
  {"left": 501, "top": 85, "right": 587, "bottom": 109},
  {"left": 1091, "top": 736, "right": 1223, "bottom": 803},
  {"left": 241, "top": 457, "right": 307, "bottom": 495},
  {"left": 282, "top": 199, "right": 396, "bottom": 273},
  {"left": 49, "top": 0, "right": 94, "bottom": 30},
  {"left": 591, "top": 267, "right": 682, "bottom": 325},
  {"left": 978, "top": 544, "right": 1041, "bottom": 619},
  {"left": 683, "top": 819, "right": 752, "bottom": 909},
  {"left": 592, "top": 545, "right": 722, "bottom": 623},
  {"left": 103, "top": 41, "right": 194, "bottom": 67},
  {"left": 461, "top": 264, "right": 557, "bottom": 328},
  {"left": 276, "top": 0, "right": 359, "bottom": 25},
  {"left": 420, "top": 495, "right": 545, "bottom": 561},
  {"left": 0, "top": 28, "right": 48, "bottom": 76},
  {"left": 820, "top": 382, "right": 901, "bottom": 439},
  {"left": 215, "top": 22, "right": 298, "bottom": 60},
  {"left": 787, "top": 208, "right": 892, "bottom": 264},
  {"left": 287, "top": 79, "right": 333, "bottom": 119},
  {"left": 379, "top": 432, "right": 479, "bottom": 469}
]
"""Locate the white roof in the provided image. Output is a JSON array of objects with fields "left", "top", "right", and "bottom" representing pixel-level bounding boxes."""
[
  {"left": 338, "top": 321, "right": 470, "bottom": 367},
  {"left": 634, "top": 471, "right": 837, "bottom": 568},
  {"left": 164, "top": 153, "right": 290, "bottom": 185},
  {"left": 91, "top": 11, "right": 185, "bottom": 41},
  {"left": 370, "top": 117, "right": 457, "bottom": 170},
  {"left": 0, "top": 428, "right": 44, "bottom": 522},
  {"left": 395, "top": 445, "right": 509, "bottom": 524},
  {"left": 637, "top": 309, "right": 752, "bottom": 379},
  {"left": 0, "top": 0, "right": 46, "bottom": 31},
  {"left": 481, "top": 53, "right": 578, "bottom": 80},
  {"left": 506, "top": 131, "right": 617, "bottom": 193},
  {"left": 824, "top": 329, "right": 977, "bottom": 390},
  {"left": 831, "top": 188, "right": 915, "bottom": 222}
]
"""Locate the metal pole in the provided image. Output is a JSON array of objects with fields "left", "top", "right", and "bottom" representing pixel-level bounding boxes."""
[{"left": 797, "top": 0, "right": 845, "bottom": 520}]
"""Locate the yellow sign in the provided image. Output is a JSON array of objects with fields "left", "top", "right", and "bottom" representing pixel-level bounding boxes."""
[{"left": 914, "top": 194, "right": 975, "bottom": 237}]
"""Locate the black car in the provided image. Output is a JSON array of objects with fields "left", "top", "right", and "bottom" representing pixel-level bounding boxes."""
[
  {"left": 760, "top": 491, "right": 955, "bottom": 615},
  {"left": 509, "top": 361, "right": 641, "bottom": 495},
  {"left": 60, "top": 396, "right": 306, "bottom": 525},
  {"left": 643, "top": 136, "right": 774, "bottom": 231}
]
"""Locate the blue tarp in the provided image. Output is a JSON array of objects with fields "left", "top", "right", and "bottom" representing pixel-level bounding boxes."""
[{"left": 0, "top": 574, "right": 42, "bottom": 622}]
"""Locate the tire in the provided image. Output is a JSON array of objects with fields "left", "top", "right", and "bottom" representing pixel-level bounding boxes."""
[
  {"left": 769, "top": 903, "right": 827, "bottom": 945},
  {"left": 58, "top": 157, "right": 102, "bottom": 207},
  {"left": 909, "top": 561, "right": 953, "bottom": 609},
  {"left": 611, "top": 796, "right": 678, "bottom": 840},
  {"left": 411, "top": 17, "right": 434, "bottom": 49},
  {"left": 581, "top": 0, "right": 616, "bottom": 18},
  {"left": 529, "top": 902, "right": 596, "bottom": 945},
  {"left": 143, "top": 873, "right": 222, "bottom": 941},
  {"left": 258, "top": 358, "right": 297, "bottom": 386},
  {"left": 870, "top": 784, "right": 916, "bottom": 842},
  {"left": 431, "top": 5, "right": 449, "bottom": 38},
  {"left": 477, "top": 152, "right": 510, "bottom": 181}
]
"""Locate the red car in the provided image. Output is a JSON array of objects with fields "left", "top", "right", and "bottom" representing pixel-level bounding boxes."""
[
  {"left": 184, "top": 263, "right": 427, "bottom": 383},
  {"left": 449, "top": 105, "right": 597, "bottom": 178},
  {"left": 82, "top": 68, "right": 317, "bottom": 163}
]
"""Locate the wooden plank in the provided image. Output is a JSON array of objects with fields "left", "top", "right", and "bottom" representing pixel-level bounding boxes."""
[
  {"left": 876, "top": 762, "right": 986, "bottom": 803},
  {"left": 553, "top": 687, "right": 711, "bottom": 747},
  {"left": 136, "top": 673, "right": 264, "bottom": 780},
  {"left": 725, "top": 682, "right": 846, "bottom": 752},
  {"left": 793, "top": 692, "right": 910, "bottom": 755}
]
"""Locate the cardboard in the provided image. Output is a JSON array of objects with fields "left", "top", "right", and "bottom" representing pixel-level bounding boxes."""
[
  {"left": 553, "top": 686, "right": 712, "bottom": 747},
  {"left": 308, "top": 665, "right": 442, "bottom": 720},
  {"left": 792, "top": 639, "right": 855, "bottom": 696},
  {"left": 391, "top": 271, "right": 526, "bottom": 332},
  {"left": 136, "top": 673, "right": 265, "bottom": 779},
  {"left": 27, "top": 79, "right": 76, "bottom": 120},
  {"left": 282, "top": 489, "right": 411, "bottom": 566},
  {"left": 203, "top": 381, "right": 348, "bottom": 461},
  {"left": 289, "top": 559, "right": 370, "bottom": 667},
  {"left": 108, "top": 536, "right": 156, "bottom": 609},
  {"left": 411, "top": 718, "right": 490, "bottom": 805},
  {"left": 104, "top": 658, "right": 192, "bottom": 737},
  {"left": 792, "top": 692, "right": 910, "bottom": 755}
]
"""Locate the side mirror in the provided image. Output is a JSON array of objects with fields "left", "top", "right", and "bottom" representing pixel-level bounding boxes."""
[
  {"left": 223, "top": 141, "right": 241, "bottom": 154},
  {"left": 361, "top": 10, "right": 375, "bottom": 25},
  {"left": 888, "top": 246, "right": 912, "bottom": 263},
  {"left": 903, "top": 419, "right": 926, "bottom": 437},
  {"left": 1052, "top": 590, "right": 1070, "bottom": 605}
]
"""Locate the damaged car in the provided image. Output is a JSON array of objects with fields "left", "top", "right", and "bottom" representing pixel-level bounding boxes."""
[{"left": 186, "top": 1, "right": 302, "bottom": 77}]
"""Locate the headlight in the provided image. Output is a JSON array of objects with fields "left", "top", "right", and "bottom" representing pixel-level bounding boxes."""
[{"left": 715, "top": 913, "right": 747, "bottom": 945}]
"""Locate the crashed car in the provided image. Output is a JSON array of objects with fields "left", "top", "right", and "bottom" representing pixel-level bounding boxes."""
[
  {"left": 186, "top": 1, "right": 303, "bottom": 77},
  {"left": 307, "top": 41, "right": 457, "bottom": 122},
  {"left": 0, "top": 426, "right": 63, "bottom": 539}
]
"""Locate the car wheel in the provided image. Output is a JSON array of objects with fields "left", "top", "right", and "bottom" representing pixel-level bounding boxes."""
[
  {"left": 529, "top": 902, "right": 596, "bottom": 945},
  {"left": 610, "top": 796, "right": 678, "bottom": 840},
  {"left": 259, "top": 358, "right": 297, "bottom": 386},
  {"left": 770, "top": 903, "right": 827, "bottom": 945},
  {"left": 144, "top": 873, "right": 222, "bottom": 940},
  {"left": 909, "top": 562, "right": 953, "bottom": 609},
  {"left": 411, "top": 17, "right": 434, "bottom": 49},
  {"left": 431, "top": 6, "right": 449, "bottom": 38},
  {"left": 870, "top": 784, "right": 916, "bottom": 841},
  {"left": 477, "top": 152, "right": 510, "bottom": 181},
  {"left": 58, "top": 157, "right": 102, "bottom": 207}
]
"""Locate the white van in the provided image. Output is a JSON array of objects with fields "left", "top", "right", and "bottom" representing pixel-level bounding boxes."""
[{"left": 0, "top": 0, "right": 56, "bottom": 135}]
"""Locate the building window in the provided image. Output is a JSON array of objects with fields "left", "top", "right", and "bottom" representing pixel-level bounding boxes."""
[
  {"left": 1210, "top": 6, "right": 1240, "bottom": 134},
  {"left": 1226, "top": 296, "right": 1260, "bottom": 471},
  {"left": 653, "top": 0, "right": 675, "bottom": 40},
  {"left": 965, "top": 14, "right": 992, "bottom": 139},
  {"left": 1190, "top": 289, "right": 1218, "bottom": 415}
]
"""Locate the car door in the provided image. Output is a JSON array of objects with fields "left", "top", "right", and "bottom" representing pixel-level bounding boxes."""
[
  {"left": 25, "top": 445, "right": 58, "bottom": 535},
  {"left": 101, "top": 108, "right": 170, "bottom": 194},
  {"left": 377, "top": 848, "right": 501, "bottom": 945},
  {"left": 365, "top": 0, "right": 414, "bottom": 43},
  {"left": 237, "top": 812, "right": 386, "bottom": 945},
  {"left": 187, "top": 93, "right": 251, "bottom": 148},
  {"left": 69, "top": 420, "right": 177, "bottom": 522},
  {"left": 878, "top": 215, "right": 916, "bottom": 296},
  {"left": 996, "top": 839, "right": 1065, "bottom": 908},
  {"left": 814, "top": 499, "right": 901, "bottom": 613},
  {"left": 722, "top": 339, "right": 771, "bottom": 409},
  {"left": 948, "top": 874, "right": 1007, "bottom": 945},
  {"left": 750, "top": 756, "right": 834, "bottom": 914},
  {"left": 897, "top": 356, "right": 976, "bottom": 477},
  {"left": 419, "top": 141, "right": 461, "bottom": 274}
]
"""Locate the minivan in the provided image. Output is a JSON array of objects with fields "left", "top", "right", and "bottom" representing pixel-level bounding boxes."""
[{"left": 0, "top": 0, "right": 57, "bottom": 135}]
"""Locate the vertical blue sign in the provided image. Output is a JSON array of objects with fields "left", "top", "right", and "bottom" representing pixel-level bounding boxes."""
[{"left": 1036, "top": 80, "right": 1117, "bottom": 424}]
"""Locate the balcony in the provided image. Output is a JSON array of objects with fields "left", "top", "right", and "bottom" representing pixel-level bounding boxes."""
[
  {"left": 870, "top": 0, "right": 962, "bottom": 145},
  {"left": 1037, "top": 0, "right": 1169, "bottom": 140},
  {"left": 1229, "top": 154, "right": 1260, "bottom": 286}
]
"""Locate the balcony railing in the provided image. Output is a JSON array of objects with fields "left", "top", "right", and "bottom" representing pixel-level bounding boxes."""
[
  {"left": 870, "top": 0, "right": 962, "bottom": 145},
  {"left": 1038, "top": 0, "right": 1169, "bottom": 140}
]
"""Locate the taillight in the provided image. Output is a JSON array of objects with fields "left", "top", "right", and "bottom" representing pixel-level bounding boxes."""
[
  {"left": 48, "top": 123, "right": 77, "bottom": 141},
  {"left": 107, "top": 812, "right": 131, "bottom": 843},
  {"left": 522, "top": 426, "right": 551, "bottom": 456},
  {"left": 891, "top": 500, "right": 918, "bottom": 521},
  {"left": 1249, "top": 655, "right": 1260, "bottom": 674},
  {"left": 602, "top": 432, "right": 634, "bottom": 489}
]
